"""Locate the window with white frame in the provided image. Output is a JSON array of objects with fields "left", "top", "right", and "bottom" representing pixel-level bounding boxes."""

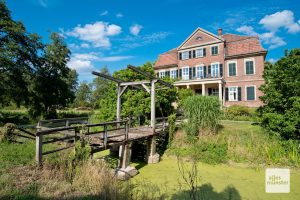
[
  {"left": 182, "top": 67, "right": 189, "bottom": 80},
  {"left": 196, "top": 48, "right": 204, "bottom": 58},
  {"left": 182, "top": 51, "right": 189, "bottom": 60},
  {"left": 211, "top": 88, "right": 219, "bottom": 96},
  {"left": 196, "top": 65, "right": 204, "bottom": 78},
  {"left": 170, "top": 69, "right": 177, "bottom": 79},
  {"left": 246, "top": 86, "right": 255, "bottom": 101},
  {"left": 159, "top": 71, "right": 165, "bottom": 78},
  {"left": 228, "top": 62, "right": 237, "bottom": 76},
  {"left": 245, "top": 59, "right": 255, "bottom": 75},
  {"left": 229, "top": 86, "right": 238, "bottom": 101},
  {"left": 211, "top": 63, "right": 219, "bottom": 77},
  {"left": 211, "top": 46, "right": 218, "bottom": 55}
]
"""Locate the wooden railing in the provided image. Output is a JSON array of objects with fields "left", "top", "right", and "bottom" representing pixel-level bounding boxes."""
[{"left": 35, "top": 120, "right": 129, "bottom": 165}]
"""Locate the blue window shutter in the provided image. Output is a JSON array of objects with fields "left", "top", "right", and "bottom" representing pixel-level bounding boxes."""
[
  {"left": 208, "top": 65, "right": 211, "bottom": 76},
  {"left": 220, "top": 64, "right": 223, "bottom": 77},
  {"left": 238, "top": 87, "right": 242, "bottom": 101},
  {"left": 225, "top": 88, "right": 228, "bottom": 101},
  {"left": 203, "top": 48, "right": 206, "bottom": 56},
  {"left": 189, "top": 68, "right": 192, "bottom": 79},
  {"left": 204, "top": 66, "right": 207, "bottom": 78},
  {"left": 179, "top": 69, "right": 182, "bottom": 78},
  {"left": 193, "top": 50, "right": 196, "bottom": 58},
  {"left": 179, "top": 53, "right": 182, "bottom": 60}
]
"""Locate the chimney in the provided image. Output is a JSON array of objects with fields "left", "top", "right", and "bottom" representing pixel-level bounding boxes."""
[{"left": 218, "top": 28, "right": 223, "bottom": 36}]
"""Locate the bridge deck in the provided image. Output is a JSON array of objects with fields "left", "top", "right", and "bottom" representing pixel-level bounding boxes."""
[{"left": 88, "top": 126, "right": 161, "bottom": 152}]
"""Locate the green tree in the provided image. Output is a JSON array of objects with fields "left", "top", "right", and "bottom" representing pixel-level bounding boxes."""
[
  {"left": 29, "top": 32, "right": 76, "bottom": 118},
  {"left": 259, "top": 49, "right": 300, "bottom": 139},
  {"left": 97, "top": 62, "right": 177, "bottom": 123},
  {"left": 74, "top": 82, "right": 92, "bottom": 108},
  {"left": 91, "top": 66, "right": 110, "bottom": 108},
  {"left": 0, "top": 0, "right": 44, "bottom": 107}
]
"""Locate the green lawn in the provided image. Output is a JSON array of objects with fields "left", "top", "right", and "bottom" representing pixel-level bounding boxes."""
[{"left": 133, "top": 156, "right": 300, "bottom": 200}]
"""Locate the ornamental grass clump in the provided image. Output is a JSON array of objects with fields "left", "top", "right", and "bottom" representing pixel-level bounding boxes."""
[{"left": 183, "top": 95, "right": 221, "bottom": 137}]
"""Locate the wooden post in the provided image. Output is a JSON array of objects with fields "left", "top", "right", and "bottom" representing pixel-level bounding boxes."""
[
  {"left": 116, "top": 83, "right": 121, "bottom": 128},
  {"left": 125, "top": 121, "right": 129, "bottom": 141},
  {"left": 218, "top": 82, "right": 222, "bottom": 102},
  {"left": 150, "top": 79, "right": 157, "bottom": 133},
  {"left": 36, "top": 134, "right": 43, "bottom": 165},
  {"left": 104, "top": 124, "right": 108, "bottom": 149}
]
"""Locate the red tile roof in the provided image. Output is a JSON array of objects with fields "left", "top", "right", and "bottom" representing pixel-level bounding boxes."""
[
  {"left": 154, "top": 48, "right": 178, "bottom": 69},
  {"left": 223, "top": 34, "right": 266, "bottom": 57}
]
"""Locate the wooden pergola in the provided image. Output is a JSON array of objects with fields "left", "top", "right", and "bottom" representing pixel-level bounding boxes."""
[{"left": 92, "top": 64, "right": 173, "bottom": 133}]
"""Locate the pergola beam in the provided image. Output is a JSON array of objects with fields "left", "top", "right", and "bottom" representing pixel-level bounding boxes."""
[
  {"left": 127, "top": 65, "right": 174, "bottom": 88},
  {"left": 120, "top": 80, "right": 150, "bottom": 86},
  {"left": 92, "top": 71, "right": 123, "bottom": 83}
]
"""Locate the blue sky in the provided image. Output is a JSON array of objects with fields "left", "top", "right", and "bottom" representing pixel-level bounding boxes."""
[{"left": 7, "top": 0, "right": 300, "bottom": 82}]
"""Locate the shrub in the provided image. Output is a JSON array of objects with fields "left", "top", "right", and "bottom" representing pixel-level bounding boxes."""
[
  {"left": 223, "top": 105, "right": 256, "bottom": 121},
  {"left": 182, "top": 95, "right": 221, "bottom": 137},
  {"left": 168, "top": 113, "right": 176, "bottom": 146}
]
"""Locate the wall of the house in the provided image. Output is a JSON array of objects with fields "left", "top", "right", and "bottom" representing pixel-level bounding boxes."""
[{"left": 224, "top": 55, "right": 265, "bottom": 107}]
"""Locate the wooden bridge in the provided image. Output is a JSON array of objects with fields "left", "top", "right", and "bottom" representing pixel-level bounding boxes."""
[{"left": 12, "top": 65, "right": 174, "bottom": 180}]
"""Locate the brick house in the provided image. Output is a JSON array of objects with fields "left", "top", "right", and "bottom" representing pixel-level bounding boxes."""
[{"left": 154, "top": 27, "right": 267, "bottom": 107}]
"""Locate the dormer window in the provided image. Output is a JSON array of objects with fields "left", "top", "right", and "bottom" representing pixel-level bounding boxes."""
[{"left": 196, "top": 36, "right": 202, "bottom": 41}]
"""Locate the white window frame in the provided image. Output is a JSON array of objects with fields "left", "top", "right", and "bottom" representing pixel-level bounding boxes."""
[
  {"left": 182, "top": 66, "right": 189, "bottom": 80},
  {"left": 227, "top": 60, "right": 237, "bottom": 77},
  {"left": 211, "top": 45, "right": 219, "bottom": 55},
  {"left": 170, "top": 68, "right": 177, "bottom": 79},
  {"left": 158, "top": 70, "right": 165, "bottom": 78},
  {"left": 245, "top": 85, "right": 256, "bottom": 101},
  {"left": 196, "top": 64, "right": 204, "bottom": 79},
  {"left": 182, "top": 51, "right": 189, "bottom": 60},
  {"left": 211, "top": 62, "right": 220, "bottom": 77},
  {"left": 211, "top": 88, "right": 219, "bottom": 96},
  {"left": 195, "top": 48, "right": 204, "bottom": 58},
  {"left": 244, "top": 58, "right": 255, "bottom": 75},
  {"left": 228, "top": 86, "right": 238, "bottom": 101}
]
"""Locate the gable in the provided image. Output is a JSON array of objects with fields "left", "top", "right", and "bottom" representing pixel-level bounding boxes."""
[{"left": 178, "top": 28, "right": 223, "bottom": 50}]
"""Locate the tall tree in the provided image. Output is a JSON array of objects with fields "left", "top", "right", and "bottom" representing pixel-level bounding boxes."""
[
  {"left": 74, "top": 82, "right": 92, "bottom": 108},
  {"left": 259, "top": 49, "right": 300, "bottom": 139},
  {"left": 91, "top": 66, "right": 110, "bottom": 108},
  {"left": 29, "top": 32, "right": 76, "bottom": 118},
  {"left": 0, "top": 0, "right": 44, "bottom": 106}
]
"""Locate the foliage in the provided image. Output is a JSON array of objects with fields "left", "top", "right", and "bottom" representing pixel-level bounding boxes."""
[
  {"left": 91, "top": 66, "right": 110, "bottom": 108},
  {"left": 0, "top": 110, "right": 31, "bottom": 126},
  {"left": 73, "top": 82, "right": 92, "bottom": 108},
  {"left": 178, "top": 88, "right": 194, "bottom": 108},
  {"left": 0, "top": 1, "right": 78, "bottom": 119},
  {"left": 0, "top": 123, "right": 17, "bottom": 142},
  {"left": 0, "top": 0, "right": 44, "bottom": 107},
  {"left": 182, "top": 95, "right": 221, "bottom": 137},
  {"left": 28, "top": 32, "right": 77, "bottom": 119},
  {"left": 167, "top": 113, "right": 176, "bottom": 146},
  {"left": 222, "top": 105, "right": 257, "bottom": 121},
  {"left": 259, "top": 50, "right": 300, "bottom": 139},
  {"left": 97, "top": 62, "right": 177, "bottom": 122}
]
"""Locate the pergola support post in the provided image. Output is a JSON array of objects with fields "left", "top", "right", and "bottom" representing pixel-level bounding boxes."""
[{"left": 147, "top": 79, "right": 160, "bottom": 164}]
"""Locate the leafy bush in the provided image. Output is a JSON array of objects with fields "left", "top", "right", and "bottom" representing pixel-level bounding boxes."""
[
  {"left": 222, "top": 105, "right": 256, "bottom": 121},
  {"left": 0, "top": 110, "right": 31, "bottom": 126},
  {"left": 195, "top": 141, "right": 228, "bottom": 164},
  {"left": 259, "top": 49, "right": 300, "bottom": 139},
  {"left": 168, "top": 113, "right": 176, "bottom": 146},
  {"left": 182, "top": 95, "right": 221, "bottom": 137}
]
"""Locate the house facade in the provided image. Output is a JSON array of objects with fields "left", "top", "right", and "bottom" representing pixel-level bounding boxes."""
[{"left": 154, "top": 27, "right": 267, "bottom": 107}]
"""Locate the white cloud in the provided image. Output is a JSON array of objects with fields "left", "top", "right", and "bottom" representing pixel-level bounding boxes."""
[
  {"left": 236, "top": 26, "right": 258, "bottom": 36},
  {"left": 298, "top": 19, "right": 300, "bottom": 24},
  {"left": 98, "top": 56, "right": 133, "bottom": 62},
  {"left": 67, "top": 59, "right": 93, "bottom": 72},
  {"left": 236, "top": 26, "right": 286, "bottom": 49},
  {"left": 100, "top": 10, "right": 108, "bottom": 16},
  {"left": 130, "top": 24, "right": 143, "bottom": 36},
  {"left": 80, "top": 43, "right": 90, "bottom": 48},
  {"left": 116, "top": 13, "right": 123, "bottom": 18},
  {"left": 268, "top": 58, "right": 278, "bottom": 63},
  {"left": 66, "top": 21, "right": 122, "bottom": 48},
  {"left": 259, "top": 10, "right": 300, "bottom": 34}
]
